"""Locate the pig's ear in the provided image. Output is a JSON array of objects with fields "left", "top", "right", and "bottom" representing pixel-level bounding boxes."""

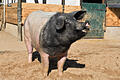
[
  {"left": 70, "top": 11, "right": 86, "bottom": 20},
  {"left": 56, "top": 16, "right": 65, "bottom": 30}
]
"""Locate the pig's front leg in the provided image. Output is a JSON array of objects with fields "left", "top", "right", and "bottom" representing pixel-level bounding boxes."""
[
  {"left": 24, "top": 36, "right": 33, "bottom": 63},
  {"left": 57, "top": 52, "right": 67, "bottom": 76},
  {"left": 40, "top": 52, "right": 49, "bottom": 78}
]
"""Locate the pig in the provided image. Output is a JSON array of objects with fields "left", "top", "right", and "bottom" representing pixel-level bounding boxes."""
[{"left": 24, "top": 10, "right": 90, "bottom": 77}]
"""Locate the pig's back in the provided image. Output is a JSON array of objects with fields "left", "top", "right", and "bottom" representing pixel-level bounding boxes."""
[{"left": 25, "top": 11, "right": 57, "bottom": 49}]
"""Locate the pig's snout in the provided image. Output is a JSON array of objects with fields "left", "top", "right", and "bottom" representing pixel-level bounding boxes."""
[
  {"left": 85, "top": 20, "right": 90, "bottom": 27},
  {"left": 84, "top": 21, "right": 90, "bottom": 30},
  {"left": 76, "top": 20, "right": 90, "bottom": 32}
]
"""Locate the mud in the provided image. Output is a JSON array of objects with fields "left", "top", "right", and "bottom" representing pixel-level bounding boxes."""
[{"left": 0, "top": 31, "right": 120, "bottom": 80}]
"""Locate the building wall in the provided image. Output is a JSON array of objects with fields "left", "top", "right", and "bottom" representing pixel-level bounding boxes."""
[
  {"left": 3, "top": 0, "right": 80, "bottom": 6},
  {"left": 105, "top": 7, "right": 120, "bottom": 40},
  {"left": 26, "top": 0, "right": 35, "bottom": 3},
  {"left": 104, "top": 27, "right": 120, "bottom": 40},
  {"left": 46, "top": 0, "right": 61, "bottom": 5},
  {"left": 65, "top": 0, "right": 80, "bottom": 6}
]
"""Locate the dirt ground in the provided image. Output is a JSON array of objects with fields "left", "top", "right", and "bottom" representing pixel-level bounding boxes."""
[{"left": 0, "top": 31, "right": 120, "bottom": 80}]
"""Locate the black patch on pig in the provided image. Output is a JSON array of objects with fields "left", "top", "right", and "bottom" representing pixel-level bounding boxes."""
[{"left": 40, "top": 11, "right": 88, "bottom": 56}]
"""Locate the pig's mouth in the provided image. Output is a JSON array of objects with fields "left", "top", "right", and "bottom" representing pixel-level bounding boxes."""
[{"left": 82, "top": 22, "right": 90, "bottom": 33}]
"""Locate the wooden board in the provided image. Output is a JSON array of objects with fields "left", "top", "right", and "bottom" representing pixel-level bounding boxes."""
[
  {"left": 106, "top": 7, "right": 120, "bottom": 26},
  {"left": 0, "top": 3, "right": 81, "bottom": 24},
  {"left": 21, "top": 3, "right": 81, "bottom": 24}
]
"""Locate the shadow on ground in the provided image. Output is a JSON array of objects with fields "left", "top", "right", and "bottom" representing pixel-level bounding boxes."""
[{"left": 32, "top": 51, "right": 85, "bottom": 75}]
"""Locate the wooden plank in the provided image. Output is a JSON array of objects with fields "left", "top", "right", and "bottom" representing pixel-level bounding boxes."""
[
  {"left": 6, "top": 18, "right": 17, "bottom": 24},
  {"left": 21, "top": 3, "right": 81, "bottom": 24},
  {"left": 0, "top": 3, "right": 81, "bottom": 24},
  {"left": 6, "top": 6, "right": 17, "bottom": 24},
  {"left": 106, "top": 7, "right": 120, "bottom": 26}
]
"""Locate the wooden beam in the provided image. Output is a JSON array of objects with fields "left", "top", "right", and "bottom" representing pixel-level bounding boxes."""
[
  {"left": 0, "top": 3, "right": 81, "bottom": 25},
  {"left": 1, "top": 0, "right": 6, "bottom": 30},
  {"left": 102, "top": 0, "right": 105, "bottom": 4},
  {"left": 17, "top": 0, "right": 22, "bottom": 41}
]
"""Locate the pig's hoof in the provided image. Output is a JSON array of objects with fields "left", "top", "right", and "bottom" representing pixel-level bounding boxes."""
[
  {"left": 42, "top": 76, "right": 50, "bottom": 80},
  {"left": 28, "top": 59, "right": 32, "bottom": 63},
  {"left": 56, "top": 75, "right": 63, "bottom": 80},
  {"left": 42, "top": 73, "right": 48, "bottom": 79},
  {"left": 28, "top": 61, "right": 32, "bottom": 63},
  {"left": 28, "top": 54, "right": 32, "bottom": 63},
  {"left": 58, "top": 72, "right": 63, "bottom": 77}
]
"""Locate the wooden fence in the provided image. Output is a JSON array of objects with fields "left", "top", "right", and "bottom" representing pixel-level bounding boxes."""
[{"left": 0, "top": 3, "right": 81, "bottom": 24}]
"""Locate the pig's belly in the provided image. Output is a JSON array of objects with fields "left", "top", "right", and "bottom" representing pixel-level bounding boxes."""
[{"left": 30, "top": 18, "right": 47, "bottom": 50}]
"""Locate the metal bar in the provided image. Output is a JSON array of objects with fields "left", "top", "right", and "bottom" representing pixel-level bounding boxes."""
[
  {"left": 22, "top": 0, "right": 26, "bottom": 2},
  {"left": 34, "top": 0, "right": 38, "bottom": 3},
  {"left": 107, "top": 3, "right": 120, "bottom": 8},
  {"left": 43, "top": 0, "right": 46, "bottom": 4},
  {"left": 3, "top": 0, "right": 6, "bottom": 29},
  {"left": 62, "top": 0, "right": 65, "bottom": 13},
  {"left": 17, "top": 0, "right": 22, "bottom": 41},
  {"left": 14, "top": 0, "right": 16, "bottom": 3},
  {"left": 12, "top": 0, "right": 13, "bottom": 3},
  {"left": 80, "top": 0, "right": 83, "bottom": 8},
  {"left": 94, "top": 9, "right": 106, "bottom": 11}
]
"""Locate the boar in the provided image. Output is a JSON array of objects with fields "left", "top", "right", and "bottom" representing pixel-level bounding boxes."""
[{"left": 24, "top": 10, "right": 90, "bottom": 77}]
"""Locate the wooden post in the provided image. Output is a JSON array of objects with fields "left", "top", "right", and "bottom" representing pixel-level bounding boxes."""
[
  {"left": 3, "top": 0, "right": 6, "bottom": 30},
  {"left": 62, "top": 0, "right": 65, "bottom": 13},
  {"left": 17, "top": 0, "right": 22, "bottom": 41},
  {"left": 102, "top": 0, "right": 105, "bottom": 4},
  {"left": 0, "top": 0, "right": 3, "bottom": 31},
  {"left": 0, "top": 0, "right": 6, "bottom": 30}
]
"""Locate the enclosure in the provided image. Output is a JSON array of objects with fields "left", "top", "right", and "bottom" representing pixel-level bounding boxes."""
[{"left": 0, "top": 0, "right": 120, "bottom": 80}]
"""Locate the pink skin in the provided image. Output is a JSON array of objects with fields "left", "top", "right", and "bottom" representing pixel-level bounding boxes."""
[
  {"left": 24, "top": 38, "right": 33, "bottom": 63},
  {"left": 86, "top": 23, "right": 89, "bottom": 27},
  {"left": 24, "top": 26, "right": 33, "bottom": 63},
  {"left": 24, "top": 33, "right": 67, "bottom": 77},
  {"left": 40, "top": 52, "right": 49, "bottom": 77},
  {"left": 57, "top": 52, "right": 67, "bottom": 76},
  {"left": 40, "top": 52, "right": 67, "bottom": 77}
]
